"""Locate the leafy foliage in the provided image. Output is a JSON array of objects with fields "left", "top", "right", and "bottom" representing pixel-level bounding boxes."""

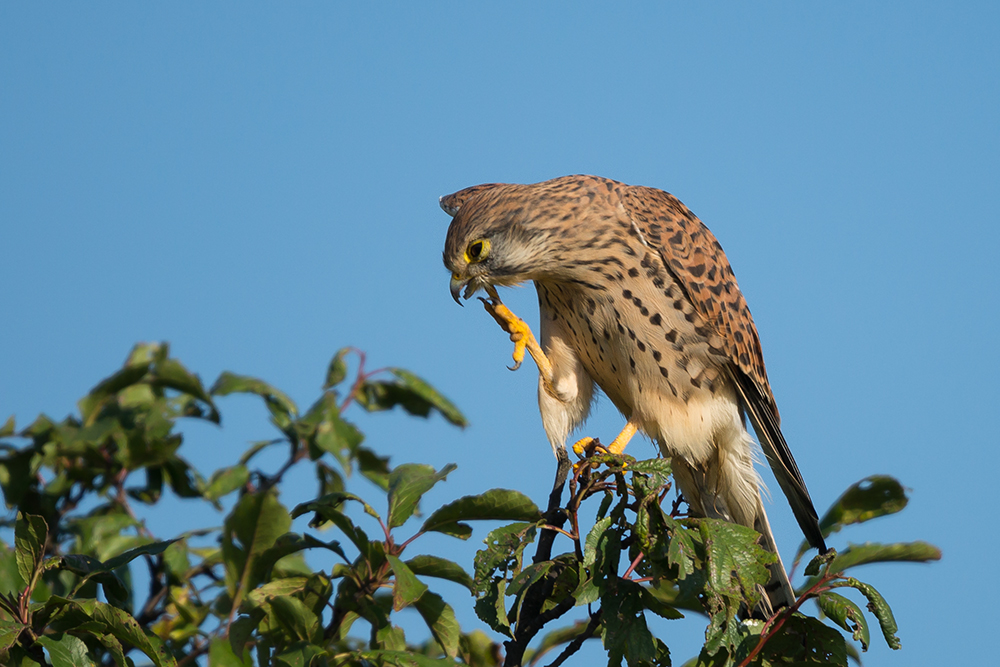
[{"left": 0, "top": 344, "right": 940, "bottom": 666}]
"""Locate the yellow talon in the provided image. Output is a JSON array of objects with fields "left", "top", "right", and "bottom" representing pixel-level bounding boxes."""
[
  {"left": 572, "top": 437, "right": 595, "bottom": 456},
  {"left": 606, "top": 421, "right": 639, "bottom": 456},
  {"left": 479, "top": 296, "right": 554, "bottom": 377}
]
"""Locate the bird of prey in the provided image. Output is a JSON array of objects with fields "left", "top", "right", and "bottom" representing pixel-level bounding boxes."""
[{"left": 441, "top": 175, "right": 827, "bottom": 614}]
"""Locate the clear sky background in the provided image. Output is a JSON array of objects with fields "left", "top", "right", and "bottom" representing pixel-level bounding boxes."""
[{"left": 2, "top": 3, "right": 998, "bottom": 665}]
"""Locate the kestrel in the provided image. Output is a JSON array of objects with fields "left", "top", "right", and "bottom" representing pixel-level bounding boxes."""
[{"left": 441, "top": 175, "right": 827, "bottom": 614}]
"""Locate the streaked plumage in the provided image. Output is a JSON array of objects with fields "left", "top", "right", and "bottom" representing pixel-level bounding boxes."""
[{"left": 442, "top": 175, "right": 826, "bottom": 613}]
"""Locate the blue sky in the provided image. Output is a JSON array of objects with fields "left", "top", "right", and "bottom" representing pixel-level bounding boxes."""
[{"left": 2, "top": 3, "right": 998, "bottom": 665}]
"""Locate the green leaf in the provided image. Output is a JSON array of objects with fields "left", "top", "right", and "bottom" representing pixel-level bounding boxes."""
[
  {"left": 272, "top": 641, "right": 328, "bottom": 667},
  {"left": 421, "top": 489, "right": 542, "bottom": 538},
  {"left": 293, "top": 491, "right": 380, "bottom": 521},
  {"left": 34, "top": 633, "right": 97, "bottom": 667},
  {"left": 699, "top": 519, "right": 773, "bottom": 653},
  {"left": 291, "top": 500, "right": 372, "bottom": 558},
  {"left": 0, "top": 619, "right": 23, "bottom": 653},
  {"left": 404, "top": 555, "right": 475, "bottom": 593},
  {"left": 357, "top": 446, "right": 391, "bottom": 491},
  {"left": 240, "top": 439, "right": 283, "bottom": 466},
  {"left": 387, "top": 555, "right": 429, "bottom": 611},
  {"left": 101, "top": 538, "right": 178, "bottom": 573},
  {"left": 256, "top": 533, "right": 348, "bottom": 580},
  {"left": 473, "top": 523, "right": 537, "bottom": 592},
  {"left": 150, "top": 358, "right": 220, "bottom": 423},
  {"left": 748, "top": 613, "right": 848, "bottom": 666},
  {"left": 628, "top": 456, "right": 672, "bottom": 478},
  {"left": 374, "top": 622, "right": 408, "bottom": 652},
  {"left": 247, "top": 576, "right": 311, "bottom": 606},
  {"left": 127, "top": 465, "right": 164, "bottom": 504},
  {"left": 826, "top": 541, "right": 942, "bottom": 574},
  {"left": 506, "top": 560, "right": 553, "bottom": 604},
  {"left": 387, "top": 463, "right": 457, "bottom": 529},
  {"left": 413, "top": 591, "right": 461, "bottom": 658},
  {"left": 269, "top": 595, "right": 322, "bottom": 643},
  {"left": 665, "top": 517, "right": 699, "bottom": 581},
  {"left": 316, "top": 462, "right": 345, "bottom": 499},
  {"left": 325, "top": 348, "right": 351, "bottom": 389},
  {"left": 77, "top": 356, "right": 153, "bottom": 421},
  {"left": 163, "top": 457, "right": 204, "bottom": 499},
  {"left": 602, "top": 579, "right": 659, "bottom": 667},
  {"left": 299, "top": 393, "right": 364, "bottom": 466},
  {"left": 210, "top": 636, "right": 253, "bottom": 667},
  {"left": 583, "top": 517, "right": 614, "bottom": 569},
  {"left": 359, "top": 649, "right": 459, "bottom": 667},
  {"left": 211, "top": 372, "right": 298, "bottom": 431},
  {"left": 474, "top": 578, "right": 511, "bottom": 637},
  {"left": 222, "top": 490, "right": 292, "bottom": 605},
  {"left": 819, "top": 592, "right": 870, "bottom": 651},
  {"left": 92, "top": 633, "right": 129, "bottom": 667},
  {"left": 356, "top": 372, "right": 467, "bottom": 427},
  {"left": 796, "top": 476, "right": 909, "bottom": 562},
  {"left": 203, "top": 464, "right": 250, "bottom": 502},
  {"left": 52, "top": 554, "right": 130, "bottom": 608},
  {"left": 838, "top": 577, "right": 901, "bottom": 650},
  {"left": 0, "top": 416, "right": 14, "bottom": 438},
  {"left": 15, "top": 513, "right": 47, "bottom": 592},
  {"left": 387, "top": 368, "right": 467, "bottom": 427},
  {"left": 229, "top": 609, "right": 266, "bottom": 660},
  {"left": 47, "top": 598, "right": 176, "bottom": 667},
  {"left": 822, "top": 476, "right": 907, "bottom": 532},
  {"left": 0, "top": 449, "right": 35, "bottom": 509}
]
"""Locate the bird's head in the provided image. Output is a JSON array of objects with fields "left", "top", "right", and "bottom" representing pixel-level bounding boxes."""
[{"left": 441, "top": 182, "right": 554, "bottom": 304}]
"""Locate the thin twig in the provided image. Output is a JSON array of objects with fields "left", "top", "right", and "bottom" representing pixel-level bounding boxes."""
[
  {"left": 543, "top": 610, "right": 603, "bottom": 667},
  {"left": 736, "top": 571, "right": 838, "bottom": 667},
  {"left": 539, "top": 524, "right": 576, "bottom": 540},
  {"left": 622, "top": 551, "right": 644, "bottom": 580}
]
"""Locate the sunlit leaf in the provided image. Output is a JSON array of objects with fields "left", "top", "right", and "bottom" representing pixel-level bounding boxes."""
[
  {"left": 414, "top": 591, "right": 460, "bottom": 658},
  {"left": 211, "top": 372, "right": 298, "bottom": 433},
  {"left": 222, "top": 490, "right": 291, "bottom": 602},
  {"left": 583, "top": 517, "right": 614, "bottom": 569},
  {"left": 405, "top": 555, "right": 475, "bottom": 593},
  {"left": 325, "top": 348, "right": 351, "bottom": 389},
  {"left": 34, "top": 633, "right": 96, "bottom": 667},
  {"left": 269, "top": 595, "right": 322, "bottom": 643},
  {"left": 387, "top": 463, "right": 457, "bottom": 529},
  {"left": 151, "top": 358, "right": 220, "bottom": 423},
  {"left": 826, "top": 541, "right": 942, "bottom": 575},
  {"left": 387, "top": 555, "right": 428, "bottom": 611},
  {"left": 15, "top": 512, "right": 47, "bottom": 593},
  {"left": 359, "top": 650, "right": 460, "bottom": 667},
  {"left": 209, "top": 635, "right": 253, "bottom": 667},
  {"left": 421, "top": 489, "right": 542, "bottom": 538},
  {"left": 203, "top": 464, "right": 250, "bottom": 502},
  {"left": 387, "top": 368, "right": 467, "bottom": 427}
]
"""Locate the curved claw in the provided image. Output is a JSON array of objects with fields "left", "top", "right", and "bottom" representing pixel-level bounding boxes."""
[{"left": 480, "top": 296, "right": 529, "bottom": 372}]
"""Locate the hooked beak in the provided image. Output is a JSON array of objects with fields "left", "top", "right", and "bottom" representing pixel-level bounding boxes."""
[{"left": 450, "top": 273, "right": 468, "bottom": 305}]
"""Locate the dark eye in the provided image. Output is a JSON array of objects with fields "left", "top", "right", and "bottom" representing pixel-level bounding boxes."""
[{"left": 465, "top": 238, "right": 490, "bottom": 263}]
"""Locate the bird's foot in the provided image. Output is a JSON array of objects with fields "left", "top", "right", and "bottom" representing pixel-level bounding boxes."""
[
  {"left": 571, "top": 437, "right": 595, "bottom": 456},
  {"left": 606, "top": 421, "right": 638, "bottom": 455},
  {"left": 479, "top": 294, "right": 554, "bottom": 380},
  {"left": 571, "top": 422, "right": 640, "bottom": 471}
]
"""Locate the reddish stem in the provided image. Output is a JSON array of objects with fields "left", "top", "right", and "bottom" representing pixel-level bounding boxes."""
[{"left": 736, "top": 572, "right": 838, "bottom": 667}]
